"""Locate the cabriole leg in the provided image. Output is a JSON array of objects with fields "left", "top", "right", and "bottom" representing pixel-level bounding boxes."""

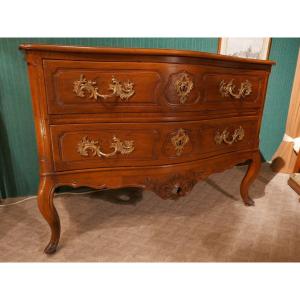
[
  {"left": 240, "top": 151, "right": 261, "bottom": 206},
  {"left": 37, "top": 176, "right": 61, "bottom": 254}
]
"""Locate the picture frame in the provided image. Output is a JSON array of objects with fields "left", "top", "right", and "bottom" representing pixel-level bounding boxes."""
[{"left": 218, "top": 38, "right": 272, "bottom": 60}]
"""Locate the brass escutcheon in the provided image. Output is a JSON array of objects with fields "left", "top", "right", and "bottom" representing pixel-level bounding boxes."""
[
  {"left": 174, "top": 72, "right": 194, "bottom": 104},
  {"left": 171, "top": 128, "right": 190, "bottom": 156}
]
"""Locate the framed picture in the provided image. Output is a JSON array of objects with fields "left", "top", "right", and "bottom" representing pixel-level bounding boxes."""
[{"left": 218, "top": 38, "right": 272, "bottom": 60}]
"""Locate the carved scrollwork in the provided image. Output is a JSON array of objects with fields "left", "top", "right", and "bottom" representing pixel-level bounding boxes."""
[
  {"left": 77, "top": 136, "right": 135, "bottom": 158},
  {"left": 174, "top": 72, "right": 194, "bottom": 104},
  {"left": 219, "top": 79, "right": 252, "bottom": 99},
  {"left": 171, "top": 128, "right": 190, "bottom": 156},
  {"left": 144, "top": 172, "right": 201, "bottom": 200},
  {"left": 215, "top": 126, "right": 245, "bottom": 145},
  {"left": 73, "top": 74, "right": 135, "bottom": 102}
]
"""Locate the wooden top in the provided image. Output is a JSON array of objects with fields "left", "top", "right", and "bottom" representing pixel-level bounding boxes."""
[{"left": 19, "top": 44, "right": 276, "bottom": 65}]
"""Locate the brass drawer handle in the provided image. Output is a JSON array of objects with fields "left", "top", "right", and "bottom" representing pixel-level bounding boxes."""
[
  {"left": 219, "top": 79, "right": 252, "bottom": 99},
  {"left": 77, "top": 136, "right": 135, "bottom": 158},
  {"left": 73, "top": 74, "right": 135, "bottom": 101},
  {"left": 171, "top": 128, "right": 190, "bottom": 156},
  {"left": 215, "top": 126, "right": 245, "bottom": 145}
]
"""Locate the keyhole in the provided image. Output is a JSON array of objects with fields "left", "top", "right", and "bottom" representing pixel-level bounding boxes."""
[
  {"left": 180, "top": 84, "right": 188, "bottom": 93},
  {"left": 172, "top": 184, "right": 182, "bottom": 195},
  {"left": 176, "top": 186, "right": 182, "bottom": 194}
]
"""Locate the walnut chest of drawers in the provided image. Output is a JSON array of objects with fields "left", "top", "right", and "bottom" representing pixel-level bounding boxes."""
[{"left": 20, "top": 44, "right": 275, "bottom": 254}]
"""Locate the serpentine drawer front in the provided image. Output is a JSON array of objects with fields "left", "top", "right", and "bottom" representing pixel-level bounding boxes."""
[
  {"left": 44, "top": 60, "right": 266, "bottom": 114},
  {"left": 20, "top": 44, "right": 275, "bottom": 254},
  {"left": 50, "top": 117, "right": 258, "bottom": 171}
]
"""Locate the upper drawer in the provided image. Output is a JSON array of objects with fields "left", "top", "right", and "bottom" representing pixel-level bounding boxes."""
[
  {"left": 43, "top": 60, "right": 162, "bottom": 114},
  {"left": 43, "top": 60, "right": 268, "bottom": 114},
  {"left": 201, "top": 71, "right": 263, "bottom": 105}
]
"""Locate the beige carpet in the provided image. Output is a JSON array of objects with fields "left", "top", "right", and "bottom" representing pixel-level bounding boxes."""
[{"left": 1, "top": 163, "right": 300, "bottom": 262}]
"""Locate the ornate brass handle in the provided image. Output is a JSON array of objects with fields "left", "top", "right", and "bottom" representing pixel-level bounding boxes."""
[
  {"left": 73, "top": 74, "right": 135, "bottom": 101},
  {"left": 215, "top": 126, "right": 245, "bottom": 145},
  {"left": 77, "top": 136, "right": 135, "bottom": 158},
  {"left": 219, "top": 79, "right": 252, "bottom": 99}
]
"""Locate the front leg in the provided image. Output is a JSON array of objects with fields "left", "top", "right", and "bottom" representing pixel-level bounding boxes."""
[
  {"left": 37, "top": 176, "right": 61, "bottom": 254},
  {"left": 240, "top": 151, "right": 261, "bottom": 206}
]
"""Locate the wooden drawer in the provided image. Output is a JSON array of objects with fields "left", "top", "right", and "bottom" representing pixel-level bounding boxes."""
[
  {"left": 44, "top": 60, "right": 162, "bottom": 114},
  {"left": 43, "top": 60, "right": 268, "bottom": 115},
  {"left": 200, "top": 69, "right": 265, "bottom": 109},
  {"left": 50, "top": 116, "right": 259, "bottom": 171}
]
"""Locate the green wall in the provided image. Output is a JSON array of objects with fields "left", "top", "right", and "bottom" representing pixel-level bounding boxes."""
[
  {"left": 260, "top": 38, "right": 300, "bottom": 160},
  {"left": 0, "top": 38, "right": 299, "bottom": 197}
]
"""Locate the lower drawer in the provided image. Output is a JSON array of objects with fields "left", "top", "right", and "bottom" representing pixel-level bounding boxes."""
[{"left": 50, "top": 116, "right": 259, "bottom": 171}]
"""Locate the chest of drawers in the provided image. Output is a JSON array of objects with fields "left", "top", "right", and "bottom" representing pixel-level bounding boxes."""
[{"left": 20, "top": 44, "right": 275, "bottom": 254}]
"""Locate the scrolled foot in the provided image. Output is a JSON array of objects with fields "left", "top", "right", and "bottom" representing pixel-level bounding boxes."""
[
  {"left": 44, "top": 242, "right": 58, "bottom": 254},
  {"left": 243, "top": 197, "right": 255, "bottom": 206}
]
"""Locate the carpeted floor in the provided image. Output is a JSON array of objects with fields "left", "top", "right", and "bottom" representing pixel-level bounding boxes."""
[{"left": 1, "top": 163, "right": 300, "bottom": 262}]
